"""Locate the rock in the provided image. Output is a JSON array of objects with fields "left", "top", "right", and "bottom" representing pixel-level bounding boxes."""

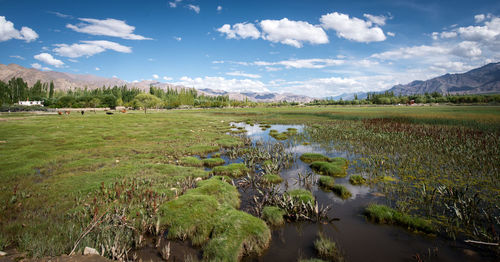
[
  {"left": 83, "top": 247, "right": 99, "bottom": 256},
  {"left": 0, "top": 251, "right": 7, "bottom": 256}
]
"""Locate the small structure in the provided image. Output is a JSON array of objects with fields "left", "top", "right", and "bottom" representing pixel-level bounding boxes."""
[{"left": 18, "top": 100, "right": 44, "bottom": 106}]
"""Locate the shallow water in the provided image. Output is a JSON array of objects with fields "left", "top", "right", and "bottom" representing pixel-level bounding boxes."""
[{"left": 231, "top": 122, "right": 492, "bottom": 262}]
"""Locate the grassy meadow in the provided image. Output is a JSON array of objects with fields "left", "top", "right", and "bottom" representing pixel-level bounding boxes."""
[{"left": 0, "top": 105, "right": 499, "bottom": 261}]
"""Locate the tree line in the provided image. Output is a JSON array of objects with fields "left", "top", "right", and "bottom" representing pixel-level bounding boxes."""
[
  {"left": 308, "top": 91, "right": 500, "bottom": 105},
  {"left": 0, "top": 77, "right": 257, "bottom": 110}
]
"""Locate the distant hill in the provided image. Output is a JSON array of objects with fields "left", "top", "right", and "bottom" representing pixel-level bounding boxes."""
[
  {"left": 0, "top": 63, "right": 313, "bottom": 102},
  {"left": 388, "top": 62, "right": 500, "bottom": 95}
]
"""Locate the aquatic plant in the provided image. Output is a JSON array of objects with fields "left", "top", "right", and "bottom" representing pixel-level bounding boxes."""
[
  {"left": 202, "top": 157, "right": 225, "bottom": 167},
  {"left": 314, "top": 232, "right": 344, "bottom": 262},
  {"left": 318, "top": 176, "right": 335, "bottom": 188},
  {"left": 287, "top": 189, "right": 315, "bottom": 204},
  {"left": 300, "top": 153, "right": 330, "bottom": 163},
  {"left": 212, "top": 163, "right": 249, "bottom": 178},
  {"left": 331, "top": 185, "right": 352, "bottom": 200},
  {"left": 262, "top": 174, "right": 283, "bottom": 184},
  {"left": 364, "top": 204, "right": 434, "bottom": 233},
  {"left": 310, "top": 161, "right": 347, "bottom": 177},
  {"left": 349, "top": 175, "right": 366, "bottom": 185}
]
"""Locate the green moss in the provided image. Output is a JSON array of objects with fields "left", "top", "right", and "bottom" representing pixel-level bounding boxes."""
[
  {"left": 349, "top": 175, "right": 366, "bottom": 185},
  {"left": 262, "top": 174, "right": 283, "bottom": 184},
  {"left": 261, "top": 206, "right": 285, "bottom": 226},
  {"left": 300, "top": 153, "right": 330, "bottom": 163},
  {"left": 318, "top": 176, "right": 335, "bottom": 188},
  {"left": 179, "top": 156, "right": 203, "bottom": 167},
  {"left": 364, "top": 204, "right": 434, "bottom": 233},
  {"left": 331, "top": 185, "right": 352, "bottom": 200},
  {"left": 203, "top": 157, "right": 226, "bottom": 167},
  {"left": 287, "top": 189, "right": 314, "bottom": 203},
  {"left": 212, "top": 163, "right": 249, "bottom": 177},
  {"left": 310, "top": 161, "right": 347, "bottom": 177},
  {"left": 314, "top": 233, "right": 344, "bottom": 262}
]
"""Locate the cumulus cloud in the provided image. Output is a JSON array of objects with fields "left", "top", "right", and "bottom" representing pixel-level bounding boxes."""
[
  {"left": 474, "top": 14, "right": 486, "bottom": 23},
  {"left": 226, "top": 71, "right": 261, "bottom": 78},
  {"left": 320, "top": 12, "right": 386, "bottom": 42},
  {"left": 217, "top": 23, "right": 260, "bottom": 39},
  {"left": 95, "top": 67, "right": 100, "bottom": 71},
  {"left": 152, "top": 74, "right": 159, "bottom": 79},
  {"left": 260, "top": 18, "right": 329, "bottom": 47},
  {"left": 387, "top": 32, "right": 395, "bottom": 37},
  {"left": 0, "top": 16, "right": 38, "bottom": 42},
  {"left": 187, "top": 4, "right": 200, "bottom": 14},
  {"left": 66, "top": 18, "right": 151, "bottom": 40},
  {"left": 53, "top": 40, "right": 132, "bottom": 58},
  {"left": 371, "top": 45, "right": 449, "bottom": 60},
  {"left": 34, "top": 53, "right": 64, "bottom": 68},
  {"left": 163, "top": 76, "right": 173, "bottom": 81},
  {"left": 174, "top": 76, "right": 269, "bottom": 93},
  {"left": 452, "top": 41, "right": 482, "bottom": 57}
]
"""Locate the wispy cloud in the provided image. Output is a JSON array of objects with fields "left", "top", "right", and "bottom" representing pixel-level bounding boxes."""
[{"left": 66, "top": 18, "right": 152, "bottom": 40}]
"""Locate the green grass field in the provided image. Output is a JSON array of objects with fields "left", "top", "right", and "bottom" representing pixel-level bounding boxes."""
[{"left": 0, "top": 105, "right": 499, "bottom": 259}]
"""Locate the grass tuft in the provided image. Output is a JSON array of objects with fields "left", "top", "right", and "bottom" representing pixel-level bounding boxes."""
[
  {"left": 314, "top": 232, "right": 344, "bottom": 262},
  {"left": 261, "top": 206, "right": 285, "bottom": 226},
  {"left": 262, "top": 174, "right": 283, "bottom": 184},
  {"left": 179, "top": 156, "right": 203, "bottom": 167},
  {"left": 364, "top": 204, "right": 434, "bottom": 233},
  {"left": 331, "top": 185, "right": 352, "bottom": 200},
  {"left": 300, "top": 153, "right": 330, "bottom": 163},
  {"left": 318, "top": 176, "right": 335, "bottom": 188},
  {"left": 202, "top": 157, "right": 226, "bottom": 167},
  {"left": 349, "top": 175, "right": 366, "bottom": 185},
  {"left": 310, "top": 161, "right": 347, "bottom": 177},
  {"left": 212, "top": 163, "right": 249, "bottom": 177},
  {"left": 287, "top": 189, "right": 315, "bottom": 203}
]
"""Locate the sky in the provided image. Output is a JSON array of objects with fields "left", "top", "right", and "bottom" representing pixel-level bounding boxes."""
[{"left": 1, "top": 0, "right": 500, "bottom": 97}]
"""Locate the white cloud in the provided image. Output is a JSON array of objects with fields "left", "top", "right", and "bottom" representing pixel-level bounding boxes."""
[
  {"left": 95, "top": 67, "right": 100, "bottom": 71},
  {"left": 371, "top": 45, "right": 449, "bottom": 60},
  {"left": 187, "top": 4, "right": 200, "bottom": 14},
  {"left": 48, "top": 11, "right": 73, "bottom": 19},
  {"left": 173, "top": 36, "right": 182, "bottom": 41},
  {"left": 440, "top": 31, "right": 457, "bottom": 38},
  {"left": 169, "top": 0, "right": 182, "bottom": 8},
  {"left": 66, "top": 18, "right": 151, "bottom": 40},
  {"left": 163, "top": 76, "right": 173, "bottom": 81},
  {"left": 10, "top": 55, "right": 24, "bottom": 60},
  {"left": 174, "top": 76, "right": 269, "bottom": 93},
  {"left": 152, "top": 74, "right": 159, "bottom": 79},
  {"left": 254, "top": 58, "right": 345, "bottom": 69},
  {"left": 452, "top": 41, "right": 482, "bottom": 57},
  {"left": 474, "top": 14, "right": 486, "bottom": 23},
  {"left": 31, "top": 63, "right": 51, "bottom": 71},
  {"left": 320, "top": 12, "right": 386, "bottom": 42},
  {"left": 226, "top": 71, "right": 261, "bottom": 78},
  {"left": 363, "top": 14, "right": 388, "bottom": 26},
  {"left": 217, "top": 6, "right": 222, "bottom": 12},
  {"left": 217, "top": 23, "right": 260, "bottom": 39},
  {"left": 457, "top": 17, "right": 500, "bottom": 42},
  {"left": 0, "top": 16, "right": 38, "bottom": 42},
  {"left": 260, "top": 18, "right": 329, "bottom": 48},
  {"left": 387, "top": 32, "right": 395, "bottom": 37},
  {"left": 34, "top": 53, "right": 64, "bottom": 68},
  {"left": 53, "top": 40, "right": 132, "bottom": 58}
]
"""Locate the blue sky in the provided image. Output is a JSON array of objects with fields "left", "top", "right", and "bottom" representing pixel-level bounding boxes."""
[{"left": 1, "top": 0, "right": 499, "bottom": 97}]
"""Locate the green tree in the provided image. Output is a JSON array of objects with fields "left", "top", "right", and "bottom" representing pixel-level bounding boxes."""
[
  {"left": 133, "top": 93, "right": 162, "bottom": 114},
  {"left": 49, "top": 81, "right": 54, "bottom": 98}
]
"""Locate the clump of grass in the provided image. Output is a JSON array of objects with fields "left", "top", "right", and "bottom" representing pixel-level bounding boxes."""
[
  {"left": 364, "top": 204, "right": 434, "bottom": 233},
  {"left": 212, "top": 163, "right": 249, "bottom": 177},
  {"left": 211, "top": 152, "right": 221, "bottom": 158},
  {"left": 287, "top": 189, "right": 314, "bottom": 203},
  {"left": 230, "top": 129, "right": 247, "bottom": 134},
  {"left": 262, "top": 174, "right": 283, "bottom": 184},
  {"left": 260, "top": 124, "right": 272, "bottom": 129},
  {"left": 261, "top": 206, "right": 285, "bottom": 226},
  {"left": 299, "top": 259, "right": 328, "bottom": 262},
  {"left": 328, "top": 157, "right": 348, "bottom": 168},
  {"left": 216, "top": 137, "right": 243, "bottom": 148},
  {"left": 160, "top": 177, "right": 271, "bottom": 260},
  {"left": 268, "top": 129, "right": 288, "bottom": 140},
  {"left": 331, "top": 185, "right": 352, "bottom": 199},
  {"left": 314, "top": 232, "right": 344, "bottom": 262},
  {"left": 349, "top": 175, "right": 366, "bottom": 185},
  {"left": 310, "top": 161, "right": 347, "bottom": 177},
  {"left": 179, "top": 156, "right": 203, "bottom": 167},
  {"left": 300, "top": 153, "right": 330, "bottom": 163},
  {"left": 284, "top": 128, "right": 298, "bottom": 136},
  {"left": 202, "top": 158, "right": 225, "bottom": 167},
  {"left": 186, "top": 145, "right": 219, "bottom": 155},
  {"left": 318, "top": 176, "right": 335, "bottom": 188}
]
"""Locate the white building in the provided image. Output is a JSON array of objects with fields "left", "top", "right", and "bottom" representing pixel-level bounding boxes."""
[{"left": 18, "top": 100, "right": 44, "bottom": 106}]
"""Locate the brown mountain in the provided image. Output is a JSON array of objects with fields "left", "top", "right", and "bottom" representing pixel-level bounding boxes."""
[
  {"left": 0, "top": 63, "right": 313, "bottom": 102},
  {"left": 388, "top": 62, "right": 500, "bottom": 95}
]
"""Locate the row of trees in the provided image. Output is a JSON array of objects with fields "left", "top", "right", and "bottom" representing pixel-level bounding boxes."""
[
  {"left": 0, "top": 77, "right": 258, "bottom": 110},
  {"left": 309, "top": 91, "right": 500, "bottom": 105}
]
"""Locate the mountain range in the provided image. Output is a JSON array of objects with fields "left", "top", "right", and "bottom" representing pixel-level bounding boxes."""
[{"left": 1, "top": 62, "right": 499, "bottom": 102}]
